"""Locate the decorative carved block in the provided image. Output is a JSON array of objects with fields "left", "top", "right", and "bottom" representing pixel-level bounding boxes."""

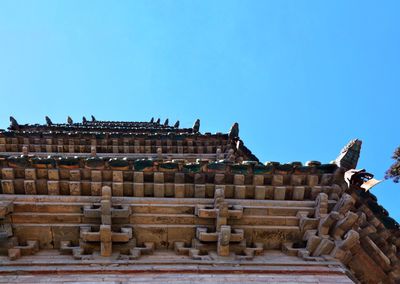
[
  {"left": 254, "top": 185, "right": 266, "bottom": 200},
  {"left": 24, "top": 180, "right": 37, "bottom": 195},
  {"left": 48, "top": 169, "right": 59, "bottom": 180},
  {"left": 25, "top": 169, "right": 37, "bottom": 180},
  {"left": 253, "top": 175, "right": 264, "bottom": 186},
  {"left": 1, "top": 180, "right": 14, "bottom": 194},
  {"left": 112, "top": 182, "right": 124, "bottom": 196},
  {"left": 69, "top": 182, "right": 81, "bottom": 195},
  {"left": 47, "top": 181, "right": 60, "bottom": 195},
  {"left": 2, "top": 168, "right": 14, "bottom": 180},
  {"left": 233, "top": 174, "right": 245, "bottom": 185},
  {"left": 133, "top": 183, "right": 144, "bottom": 197},
  {"left": 272, "top": 175, "right": 284, "bottom": 186},
  {"left": 293, "top": 186, "right": 305, "bottom": 200},
  {"left": 69, "top": 170, "right": 81, "bottom": 181},
  {"left": 91, "top": 170, "right": 102, "bottom": 182},
  {"left": 113, "top": 171, "right": 123, "bottom": 182},
  {"left": 274, "top": 186, "right": 286, "bottom": 200},
  {"left": 154, "top": 183, "right": 165, "bottom": 197},
  {"left": 234, "top": 185, "right": 246, "bottom": 199},
  {"left": 194, "top": 184, "right": 205, "bottom": 198}
]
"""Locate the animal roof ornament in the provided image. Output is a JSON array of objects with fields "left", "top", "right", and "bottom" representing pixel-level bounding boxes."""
[
  {"left": 344, "top": 168, "right": 382, "bottom": 191},
  {"left": 229, "top": 122, "right": 239, "bottom": 140},
  {"left": 192, "top": 119, "right": 200, "bottom": 133},
  {"left": 67, "top": 116, "right": 73, "bottom": 125},
  {"left": 9, "top": 116, "right": 19, "bottom": 130},
  {"left": 45, "top": 116, "right": 53, "bottom": 126}
]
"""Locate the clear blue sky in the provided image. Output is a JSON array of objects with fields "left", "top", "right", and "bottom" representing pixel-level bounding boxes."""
[{"left": 0, "top": 1, "right": 399, "bottom": 219}]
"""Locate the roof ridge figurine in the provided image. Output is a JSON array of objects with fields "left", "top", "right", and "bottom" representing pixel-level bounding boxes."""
[
  {"left": 192, "top": 119, "right": 200, "bottom": 133},
  {"left": 9, "top": 116, "right": 19, "bottom": 130},
  {"left": 45, "top": 116, "right": 52, "bottom": 126},
  {"left": 229, "top": 122, "right": 239, "bottom": 140}
]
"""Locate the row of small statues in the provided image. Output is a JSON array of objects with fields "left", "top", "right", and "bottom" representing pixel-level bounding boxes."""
[{"left": 8, "top": 117, "right": 240, "bottom": 140}]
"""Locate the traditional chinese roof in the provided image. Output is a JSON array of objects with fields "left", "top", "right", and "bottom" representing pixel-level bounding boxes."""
[
  {"left": 0, "top": 116, "right": 399, "bottom": 283},
  {"left": 1, "top": 116, "right": 259, "bottom": 161}
]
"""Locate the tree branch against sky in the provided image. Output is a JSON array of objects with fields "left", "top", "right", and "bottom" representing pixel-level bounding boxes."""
[{"left": 386, "top": 147, "right": 400, "bottom": 183}]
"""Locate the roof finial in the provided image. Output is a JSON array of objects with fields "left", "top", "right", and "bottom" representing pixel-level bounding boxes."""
[
  {"left": 82, "top": 116, "right": 87, "bottom": 124},
  {"left": 45, "top": 116, "right": 53, "bottom": 126},
  {"left": 193, "top": 119, "right": 200, "bottom": 133},
  {"left": 174, "top": 120, "right": 180, "bottom": 128},
  {"left": 156, "top": 118, "right": 160, "bottom": 124},
  {"left": 91, "top": 115, "right": 96, "bottom": 122},
  {"left": 164, "top": 118, "right": 169, "bottom": 126},
  {"left": 67, "top": 116, "right": 73, "bottom": 125},
  {"left": 335, "top": 139, "right": 362, "bottom": 170},
  {"left": 150, "top": 117, "right": 154, "bottom": 123},
  {"left": 9, "top": 116, "right": 19, "bottom": 130},
  {"left": 229, "top": 122, "right": 239, "bottom": 140}
]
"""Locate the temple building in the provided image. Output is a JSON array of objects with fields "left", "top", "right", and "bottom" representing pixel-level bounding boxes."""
[{"left": 0, "top": 116, "right": 399, "bottom": 283}]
